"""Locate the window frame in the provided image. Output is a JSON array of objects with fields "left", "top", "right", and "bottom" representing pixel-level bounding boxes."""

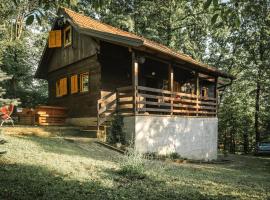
[
  {"left": 80, "top": 72, "right": 89, "bottom": 93},
  {"left": 63, "top": 26, "right": 72, "bottom": 47}
]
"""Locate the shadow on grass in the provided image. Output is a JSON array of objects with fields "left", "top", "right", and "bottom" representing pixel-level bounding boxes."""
[
  {"left": 0, "top": 162, "right": 110, "bottom": 200},
  {"left": 13, "top": 135, "right": 120, "bottom": 163},
  {"left": 0, "top": 161, "right": 239, "bottom": 200}
]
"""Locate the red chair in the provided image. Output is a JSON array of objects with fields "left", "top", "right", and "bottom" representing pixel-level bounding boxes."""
[{"left": 0, "top": 104, "right": 14, "bottom": 127}]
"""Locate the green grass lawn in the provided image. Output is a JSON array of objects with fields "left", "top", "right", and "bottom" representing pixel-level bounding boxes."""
[{"left": 0, "top": 130, "right": 269, "bottom": 200}]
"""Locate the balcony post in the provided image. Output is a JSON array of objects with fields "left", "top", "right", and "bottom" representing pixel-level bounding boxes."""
[
  {"left": 214, "top": 77, "right": 218, "bottom": 117},
  {"left": 132, "top": 52, "right": 138, "bottom": 114},
  {"left": 168, "top": 64, "right": 174, "bottom": 115},
  {"left": 196, "top": 73, "right": 200, "bottom": 116}
]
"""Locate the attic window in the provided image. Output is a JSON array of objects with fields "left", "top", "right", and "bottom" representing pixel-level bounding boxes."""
[{"left": 64, "top": 26, "right": 72, "bottom": 47}]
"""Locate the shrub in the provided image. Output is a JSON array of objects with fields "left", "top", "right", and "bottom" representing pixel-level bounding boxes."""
[
  {"left": 118, "top": 147, "right": 146, "bottom": 179},
  {"left": 107, "top": 114, "right": 126, "bottom": 145},
  {"left": 169, "top": 152, "right": 180, "bottom": 160},
  {"left": 143, "top": 152, "right": 157, "bottom": 160}
]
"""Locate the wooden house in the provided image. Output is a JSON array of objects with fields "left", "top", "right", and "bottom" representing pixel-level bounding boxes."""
[{"left": 36, "top": 8, "right": 234, "bottom": 160}]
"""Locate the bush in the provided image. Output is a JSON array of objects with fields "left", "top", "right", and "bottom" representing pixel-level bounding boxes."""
[
  {"left": 107, "top": 114, "right": 126, "bottom": 145},
  {"left": 169, "top": 152, "right": 180, "bottom": 160},
  {"left": 118, "top": 148, "right": 146, "bottom": 179}
]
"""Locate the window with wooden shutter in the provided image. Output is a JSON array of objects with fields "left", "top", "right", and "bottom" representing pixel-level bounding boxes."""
[
  {"left": 56, "top": 77, "right": 68, "bottom": 97},
  {"left": 80, "top": 72, "right": 89, "bottom": 93},
  {"left": 49, "top": 30, "right": 62, "bottom": 48},
  {"left": 70, "top": 75, "right": 78, "bottom": 94}
]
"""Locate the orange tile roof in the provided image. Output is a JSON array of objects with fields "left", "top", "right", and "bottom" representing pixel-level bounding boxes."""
[
  {"left": 62, "top": 7, "right": 142, "bottom": 40},
  {"left": 61, "top": 7, "right": 233, "bottom": 79}
]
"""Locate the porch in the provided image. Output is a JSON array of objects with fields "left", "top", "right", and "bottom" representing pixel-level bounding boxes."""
[
  {"left": 98, "top": 46, "right": 221, "bottom": 127},
  {"left": 97, "top": 48, "right": 218, "bottom": 126}
]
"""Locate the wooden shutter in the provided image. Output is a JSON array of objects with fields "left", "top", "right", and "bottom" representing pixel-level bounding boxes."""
[
  {"left": 61, "top": 78, "right": 67, "bottom": 96},
  {"left": 71, "top": 75, "right": 78, "bottom": 94},
  {"left": 55, "top": 30, "right": 62, "bottom": 47},
  {"left": 49, "top": 31, "right": 56, "bottom": 48},
  {"left": 49, "top": 30, "right": 62, "bottom": 48}
]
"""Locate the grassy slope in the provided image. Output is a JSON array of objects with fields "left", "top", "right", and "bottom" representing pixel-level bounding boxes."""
[{"left": 0, "top": 132, "right": 269, "bottom": 200}]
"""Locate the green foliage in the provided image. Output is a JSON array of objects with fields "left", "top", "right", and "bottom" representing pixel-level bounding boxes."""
[
  {"left": 204, "top": 0, "right": 212, "bottom": 10},
  {"left": 107, "top": 114, "right": 126, "bottom": 145},
  {"left": 118, "top": 147, "right": 146, "bottom": 179},
  {"left": 169, "top": 152, "right": 181, "bottom": 160},
  {"left": 0, "top": 69, "right": 13, "bottom": 106},
  {"left": 0, "top": 38, "right": 48, "bottom": 107}
]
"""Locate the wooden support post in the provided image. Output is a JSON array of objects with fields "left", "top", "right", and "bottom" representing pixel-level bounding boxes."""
[
  {"left": 97, "top": 101, "right": 100, "bottom": 134},
  {"left": 168, "top": 64, "right": 174, "bottom": 115},
  {"left": 196, "top": 73, "right": 200, "bottom": 116},
  {"left": 214, "top": 77, "right": 218, "bottom": 117},
  {"left": 132, "top": 52, "right": 138, "bottom": 114},
  {"left": 116, "top": 89, "right": 119, "bottom": 114}
]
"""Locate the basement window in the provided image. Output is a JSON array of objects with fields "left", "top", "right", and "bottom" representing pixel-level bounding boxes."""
[{"left": 64, "top": 26, "right": 72, "bottom": 47}]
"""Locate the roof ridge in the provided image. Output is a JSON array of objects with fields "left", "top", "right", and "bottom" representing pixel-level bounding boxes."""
[
  {"left": 62, "top": 7, "right": 142, "bottom": 40},
  {"left": 62, "top": 7, "right": 192, "bottom": 59}
]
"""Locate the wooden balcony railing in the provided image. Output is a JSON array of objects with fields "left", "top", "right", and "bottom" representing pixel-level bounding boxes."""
[
  {"left": 97, "top": 85, "right": 217, "bottom": 127},
  {"left": 136, "top": 86, "right": 217, "bottom": 116}
]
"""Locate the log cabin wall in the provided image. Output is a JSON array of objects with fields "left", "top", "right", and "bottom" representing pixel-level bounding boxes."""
[
  {"left": 46, "top": 26, "right": 101, "bottom": 118},
  {"left": 47, "top": 24, "right": 100, "bottom": 73},
  {"left": 47, "top": 56, "right": 101, "bottom": 118}
]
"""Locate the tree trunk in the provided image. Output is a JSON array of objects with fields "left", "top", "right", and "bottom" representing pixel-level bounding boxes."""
[
  {"left": 223, "top": 130, "right": 228, "bottom": 153},
  {"left": 243, "top": 122, "right": 249, "bottom": 154},
  {"left": 255, "top": 79, "right": 261, "bottom": 144},
  {"left": 229, "top": 129, "right": 235, "bottom": 154}
]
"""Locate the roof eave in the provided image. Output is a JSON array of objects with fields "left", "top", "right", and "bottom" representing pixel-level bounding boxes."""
[{"left": 142, "top": 43, "right": 234, "bottom": 79}]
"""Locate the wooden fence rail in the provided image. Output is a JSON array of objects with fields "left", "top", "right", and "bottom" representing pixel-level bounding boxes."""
[{"left": 97, "top": 85, "right": 217, "bottom": 127}]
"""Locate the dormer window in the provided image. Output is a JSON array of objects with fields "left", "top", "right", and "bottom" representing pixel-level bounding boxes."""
[{"left": 64, "top": 26, "right": 72, "bottom": 47}]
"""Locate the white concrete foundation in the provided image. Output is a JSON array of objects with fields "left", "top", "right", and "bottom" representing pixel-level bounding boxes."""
[{"left": 123, "top": 116, "right": 218, "bottom": 161}]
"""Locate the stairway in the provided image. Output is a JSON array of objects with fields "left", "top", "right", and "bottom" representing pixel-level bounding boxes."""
[{"left": 80, "top": 122, "right": 111, "bottom": 142}]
